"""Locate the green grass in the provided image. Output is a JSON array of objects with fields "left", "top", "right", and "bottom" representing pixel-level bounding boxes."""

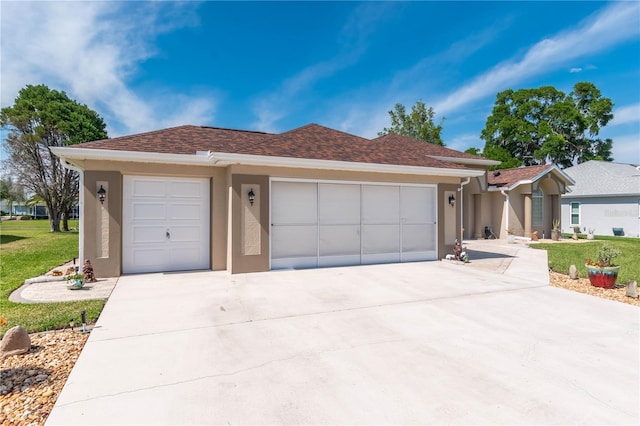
[
  {"left": 0, "top": 220, "right": 105, "bottom": 338},
  {"left": 533, "top": 236, "right": 640, "bottom": 284}
]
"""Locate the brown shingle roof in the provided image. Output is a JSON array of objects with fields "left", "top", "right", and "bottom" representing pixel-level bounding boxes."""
[
  {"left": 72, "top": 123, "right": 488, "bottom": 170},
  {"left": 487, "top": 164, "right": 554, "bottom": 188}
]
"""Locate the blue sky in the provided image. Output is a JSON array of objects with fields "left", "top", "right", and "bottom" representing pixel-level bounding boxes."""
[{"left": 1, "top": 1, "right": 639, "bottom": 164}]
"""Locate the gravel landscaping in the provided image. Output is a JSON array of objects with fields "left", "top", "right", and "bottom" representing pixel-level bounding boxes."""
[{"left": 1, "top": 272, "right": 637, "bottom": 425}]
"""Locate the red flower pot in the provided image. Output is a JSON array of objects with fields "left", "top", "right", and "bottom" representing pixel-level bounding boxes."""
[{"left": 585, "top": 264, "right": 620, "bottom": 289}]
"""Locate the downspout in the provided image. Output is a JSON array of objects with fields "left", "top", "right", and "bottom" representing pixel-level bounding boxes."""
[
  {"left": 61, "top": 160, "right": 85, "bottom": 265},
  {"left": 459, "top": 177, "right": 471, "bottom": 240},
  {"left": 501, "top": 189, "right": 509, "bottom": 238}
]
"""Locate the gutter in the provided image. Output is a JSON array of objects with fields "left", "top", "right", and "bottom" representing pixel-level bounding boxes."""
[
  {"left": 60, "top": 160, "right": 85, "bottom": 265},
  {"left": 459, "top": 177, "right": 471, "bottom": 239},
  {"left": 501, "top": 189, "right": 509, "bottom": 237},
  {"left": 208, "top": 152, "right": 486, "bottom": 178}
]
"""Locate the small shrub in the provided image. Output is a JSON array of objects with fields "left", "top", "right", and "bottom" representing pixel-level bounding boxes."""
[{"left": 586, "top": 243, "right": 621, "bottom": 267}]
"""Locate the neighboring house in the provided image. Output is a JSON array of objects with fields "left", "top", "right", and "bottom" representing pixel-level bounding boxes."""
[
  {"left": 462, "top": 164, "right": 574, "bottom": 240},
  {"left": 561, "top": 161, "right": 640, "bottom": 237},
  {"left": 50, "top": 123, "right": 569, "bottom": 277},
  {"left": 0, "top": 201, "right": 49, "bottom": 219}
]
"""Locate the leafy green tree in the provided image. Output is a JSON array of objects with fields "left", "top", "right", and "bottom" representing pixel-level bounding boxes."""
[
  {"left": 379, "top": 101, "right": 445, "bottom": 146},
  {"left": 1, "top": 84, "right": 108, "bottom": 231},
  {"left": 480, "top": 82, "right": 614, "bottom": 168}
]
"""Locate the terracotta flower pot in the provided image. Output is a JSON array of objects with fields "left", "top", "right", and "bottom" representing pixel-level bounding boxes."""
[
  {"left": 551, "top": 230, "right": 560, "bottom": 241},
  {"left": 585, "top": 264, "right": 620, "bottom": 289}
]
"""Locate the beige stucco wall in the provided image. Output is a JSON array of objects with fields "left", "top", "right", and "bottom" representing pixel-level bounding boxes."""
[
  {"left": 79, "top": 160, "right": 467, "bottom": 275},
  {"left": 83, "top": 171, "right": 122, "bottom": 277},
  {"left": 229, "top": 174, "right": 270, "bottom": 274}
]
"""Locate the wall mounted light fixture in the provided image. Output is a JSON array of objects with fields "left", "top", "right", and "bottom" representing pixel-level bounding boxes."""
[
  {"left": 248, "top": 188, "right": 255, "bottom": 206},
  {"left": 97, "top": 185, "right": 107, "bottom": 204},
  {"left": 448, "top": 194, "right": 456, "bottom": 207}
]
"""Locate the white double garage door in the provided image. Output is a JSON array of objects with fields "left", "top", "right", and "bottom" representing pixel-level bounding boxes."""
[{"left": 271, "top": 180, "right": 438, "bottom": 269}]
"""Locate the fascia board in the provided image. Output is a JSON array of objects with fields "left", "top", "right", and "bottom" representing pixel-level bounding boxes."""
[
  {"left": 50, "top": 147, "right": 212, "bottom": 166},
  {"left": 428, "top": 155, "right": 501, "bottom": 167},
  {"left": 208, "top": 152, "right": 485, "bottom": 177}
]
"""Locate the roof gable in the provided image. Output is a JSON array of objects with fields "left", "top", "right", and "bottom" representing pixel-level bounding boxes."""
[{"left": 487, "top": 164, "right": 573, "bottom": 190}]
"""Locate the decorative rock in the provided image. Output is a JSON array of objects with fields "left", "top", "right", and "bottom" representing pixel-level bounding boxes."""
[
  {"left": 0, "top": 326, "right": 31, "bottom": 357},
  {"left": 569, "top": 265, "right": 579, "bottom": 280},
  {"left": 626, "top": 281, "right": 638, "bottom": 299}
]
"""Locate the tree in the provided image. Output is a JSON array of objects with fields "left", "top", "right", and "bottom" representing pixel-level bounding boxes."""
[
  {"left": 379, "top": 101, "right": 445, "bottom": 146},
  {"left": 0, "top": 176, "right": 25, "bottom": 217},
  {"left": 480, "top": 82, "right": 614, "bottom": 168},
  {"left": 0, "top": 84, "right": 108, "bottom": 232}
]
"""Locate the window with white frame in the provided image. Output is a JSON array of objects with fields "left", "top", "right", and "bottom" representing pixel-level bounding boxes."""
[
  {"left": 532, "top": 189, "right": 543, "bottom": 227},
  {"left": 570, "top": 202, "right": 580, "bottom": 226}
]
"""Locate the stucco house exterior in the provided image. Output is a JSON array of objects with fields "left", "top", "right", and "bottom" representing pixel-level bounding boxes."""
[
  {"left": 561, "top": 161, "right": 640, "bottom": 237},
  {"left": 50, "top": 123, "right": 572, "bottom": 277},
  {"left": 50, "top": 124, "right": 499, "bottom": 276},
  {"left": 461, "top": 164, "right": 574, "bottom": 240}
]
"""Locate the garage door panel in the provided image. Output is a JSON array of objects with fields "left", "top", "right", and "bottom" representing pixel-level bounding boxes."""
[
  {"left": 133, "top": 203, "right": 167, "bottom": 221},
  {"left": 271, "top": 225, "right": 318, "bottom": 259},
  {"left": 401, "top": 187, "right": 436, "bottom": 223},
  {"left": 169, "top": 225, "right": 203, "bottom": 243},
  {"left": 132, "top": 180, "right": 166, "bottom": 197},
  {"left": 131, "top": 226, "right": 166, "bottom": 244},
  {"left": 319, "top": 225, "right": 360, "bottom": 256},
  {"left": 402, "top": 224, "right": 436, "bottom": 252},
  {"left": 319, "top": 184, "right": 360, "bottom": 224},
  {"left": 169, "top": 181, "right": 204, "bottom": 198},
  {"left": 272, "top": 182, "right": 317, "bottom": 224},
  {"left": 362, "top": 224, "right": 400, "bottom": 254},
  {"left": 169, "top": 203, "right": 203, "bottom": 220},
  {"left": 132, "top": 248, "right": 167, "bottom": 268},
  {"left": 362, "top": 185, "right": 399, "bottom": 224}
]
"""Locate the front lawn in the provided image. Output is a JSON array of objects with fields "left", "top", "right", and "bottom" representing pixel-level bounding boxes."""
[
  {"left": 533, "top": 237, "right": 640, "bottom": 285},
  {"left": 0, "top": 220, "right": 105, "bottom": 338}
]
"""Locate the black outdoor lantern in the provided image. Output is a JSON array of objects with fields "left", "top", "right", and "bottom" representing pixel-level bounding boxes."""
[
  {"left": 248, "top": 188, "right": 255, "bottom": 206},
  {"left": 97, "top": 185, "right": 107, "bottom": 204},
  {"left": 448, "top": 194, "right": 456, "bottom": 207}
]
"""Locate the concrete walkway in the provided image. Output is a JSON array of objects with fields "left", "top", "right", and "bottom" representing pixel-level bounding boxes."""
[
  {"left": 9, "top": 277, "right": 118, "bottom": 303},
  {"left": 47, "top": 245, "right": 639, "bottom": 425}
]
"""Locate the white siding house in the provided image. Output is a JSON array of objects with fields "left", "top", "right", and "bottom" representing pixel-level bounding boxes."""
[{"left": 561, "top": 161, "right": 640, "bottom": 237}]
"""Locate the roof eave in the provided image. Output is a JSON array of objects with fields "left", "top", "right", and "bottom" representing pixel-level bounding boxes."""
[
  {"left": 50, "top": 147, "right": 212, "bottom": 169},
  {"left": 209, "top": 152, "right": 485, "bottom": 177}
]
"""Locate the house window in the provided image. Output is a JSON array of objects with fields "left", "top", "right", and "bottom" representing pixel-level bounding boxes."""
[
  {"left": 570, "top": 202, "right": 580, "bottom": 226},
  {"left": 532, "top": 189, "right": 543, "bottom": 227}
]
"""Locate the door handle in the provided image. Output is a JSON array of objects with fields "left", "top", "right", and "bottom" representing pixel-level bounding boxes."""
[{"left": 166, "top": 229, "right": 170, "bottom": 239}]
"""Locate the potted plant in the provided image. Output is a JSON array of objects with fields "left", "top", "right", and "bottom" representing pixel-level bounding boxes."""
[
  {"left": 551, "top": 219, "right": 561, "bottom": 241},
  {"left": 572, "top": 226, "right": 581, "bottom": 240},
  {"left": 585, "top": 243, "right": 621, "bottom": 288},
  {"left": 587, "top": 228, "right": 595, "bottom": 240},
  {"left": 506, "top": 228, "right": 515, "bottom": 244},
  {"left": 66, "top": 273, "right": 85, "bottom": 290}
]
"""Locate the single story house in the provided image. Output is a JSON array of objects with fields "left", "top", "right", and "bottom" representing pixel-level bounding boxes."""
[
  {"left": 461, "top": 164, "right": 574, "bottom": 240},
  {"left": 561, "top": 161, "right": 640, "bottom": 237},
  {"left": 51, "top": 123, "right": 570, "bottom": 277}
]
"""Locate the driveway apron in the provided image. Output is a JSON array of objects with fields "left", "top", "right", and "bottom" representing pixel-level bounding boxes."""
[{"left": 47, "top": 247, "right": 639, "bottom": 425}]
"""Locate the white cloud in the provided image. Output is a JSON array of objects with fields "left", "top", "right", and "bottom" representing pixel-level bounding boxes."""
[
  {"left": 569, "top": 67, "right": 583, "bottom": 73},
  {"left": 0, "top": 1, "right": 215, "bottom": 137},
  {"left": 610, "top": 103, "right": 640, "bottom": 126},
  {"left": 611, "top": 134, "right": 640, "bottom": 164},
  {"left": 433, "top": 1, "right": 640, "bottom": 114},
  {"left": 447, "top": 133, "right": 483, "bottom": 152}
]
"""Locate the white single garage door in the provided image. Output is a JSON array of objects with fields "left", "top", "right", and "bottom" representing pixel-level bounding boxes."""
[
  {"left": 271, "top": 180, "right": 437, "bottom": 269},
  {"left": 123, "top": 176, "right": 210, "bottom": 274}
]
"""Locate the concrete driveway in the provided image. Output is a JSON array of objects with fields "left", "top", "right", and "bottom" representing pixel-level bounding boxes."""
[{"left": 47, "top": 248, "right": 639, "bottom": 425}]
